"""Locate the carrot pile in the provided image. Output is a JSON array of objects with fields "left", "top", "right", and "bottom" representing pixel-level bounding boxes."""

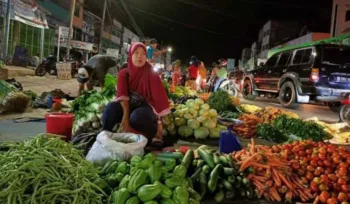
[
  {"left": 232, "top": 114, "right": 263, "bottom": 138},
  {"left": 232, "top": 139, "right": 314, "bottom": 203},
  {"left": 199, "top": 93, "right": 211, "bottom": 102}
]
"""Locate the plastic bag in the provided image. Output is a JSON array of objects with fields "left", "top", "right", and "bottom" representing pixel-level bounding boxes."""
[{"left": 86, "top": 131, "right": 148, "bottom": 164}]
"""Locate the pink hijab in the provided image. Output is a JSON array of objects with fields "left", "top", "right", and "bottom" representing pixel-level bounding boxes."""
[{"left": 117, "top": 42, "right": 170, "bottom": 116}]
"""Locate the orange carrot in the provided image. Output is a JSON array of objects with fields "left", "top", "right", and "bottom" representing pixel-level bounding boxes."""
[
  {"left": 250, "top": 138, "right": 255, "bottom": 154},
  {"left": 313, "top": 196, "right": 320, "bottom": 204},
  {"left": 239, "top": 152, "right": 260, "bottom": 172},
  {"left": 272, "top": 168, "right": 282, "bottom": 187},
  {"left": 250, "top": 162, "right": 271, "bottom": 169},
  {"left": 278, "top": 172, "right": 294, "bottom": 191},
  {"left": 269, "top": 186, "right": 282, "bottom": 202}
]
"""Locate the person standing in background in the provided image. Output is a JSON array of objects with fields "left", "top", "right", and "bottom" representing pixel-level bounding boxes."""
[
  {"left": 187, "top": 56, "right": 200, "bottom": 91},
  {"left": 171, "top": 60, "right": 181, "bottom": 92},
  {"left": 199, "top": 61, "right": 207, "bottom": 90},
  {"left": 146, "top": 39, "right": 166, "bottom": 65}
]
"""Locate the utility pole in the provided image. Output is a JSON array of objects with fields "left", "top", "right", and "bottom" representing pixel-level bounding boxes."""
[
  {"left": 67, "top": 0, "right": 76, "bottom": 59},
  {"left": 98, "top": 0, "right": 107, "bottom": 54},
  {"left": 4, "top": 0, "right": 11, "bottom": 57}
]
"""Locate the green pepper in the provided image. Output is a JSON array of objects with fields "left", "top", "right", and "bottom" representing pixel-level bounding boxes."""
[
  {"left": 188, "top": 187, "right": 201, "bottom": 201},
  {"left": 173, "top": 165, "right": 187, "bottom": 178},
  {"left": 128, "top": 169, "right": 149, "bottom": 193},
  {"left": 173, "top": 186, "right": 189, "bottom": 204},
  {"left": 101, "top": 160, "right": 114, "bottom": 175},
  {"left": 137, "top": 183, "right": 162, "bottom": 202},
  {"left": 164, "top": 159, "right": 176, "bottom": 172},
  {"left": 138, "top": 157, "right": 155, "bottom": 169},
  {"left": 115, "top": 161, "right": 129, "bottom": 174},
  {"left": 160, "top": 199, "right": 176, "bottom": 204},
  {"left": 94, "top": 178, "right": 112, "bottom": 195},
  {"left": 106, "top": 174, "right": 120, "bottom": 188},
  {"left": 155, "top": 181, "right": 173, "bottom": 199},
  {"left": 165, "top": 177, "right": 184, "bottom": 189},
  {"left": 147, "top": 164, "right": 162, "bottom": 183},
  {"left": 130, "top": 155, "right": 142, "bottom": 167},
  {"left": 119, "top": 175, "right": 130, "bottom": 189},
  {"left": 111, "top": 188, "right": 130, "bottom": 204},
  {"left": 126, "top": 196, "right": 140, "bottom": 204},
  {"left": 106, "top": 161, "right": 119, "bottom": 174}
]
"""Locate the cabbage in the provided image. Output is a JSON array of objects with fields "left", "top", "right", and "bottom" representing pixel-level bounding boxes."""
[
  {"left": 188, "top": 119, "right": 200, "bottom": 129},
  {"left": 195, "top": 98, "right": 204, "bottom": 105},
  {"left": 174, "top": 117, "right": 186, "bottom": 126},
  {"left": 162, "top": 117, "right": 171, "bottom": 125},
  {"left": 208, "top": 109, "right": 218, "bottom": 117},
  {"left": 178, "top": 126, "right": 193, "bottom": 137},
  {"left": 184, "top": 113, "right": 193, "bottom": 120},
  {"left": 186, "top": 99, "right": 195, "bottom": 106},
  {"left": 203, "top": 119, "right": 216, "bottom": 129},
  {"left": 194, "top": 127, "right": 210, "bottom": 139},
  {"left": 188, "top": 103, "right": 200, "bottom": 110},
  {"left": 209, "top": 127, "right": 221, "bottom": 138},
  {"left": 197, "top": 116, "right": 207, "bottom": 123},
  {"left": 167, "top": 123, "right": 175, "bottom": 131},
  {"left": 189, "top": 109, "right": 198, "bottom": 118},
  {"left": 217, "top": 125, "right": 227, "bottom": 130},
  {"left": 201, "top": 104, "right": 210, "bottom": 111},
  {"left": 199, "top": 109, "right": 208, "bottom": 117},
  {"left": 174, "top": 110, "right": 184, "bottom": 117}
]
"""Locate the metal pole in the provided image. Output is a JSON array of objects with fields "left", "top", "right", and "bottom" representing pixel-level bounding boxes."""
[
  {"left": 98, "top": 0, "right": 107, "bottom": 54},
  {"left": 67, "top": 0, "right": 76, "bottom": 59},
  {"left": 40, "top": 28, "right": 44, "bottom": 61},
  {"left": 57, "top": 27, "right": 61, "bottom": 62},
  {"left": 4, "top": 0, "right": 11, "bottom": 57}
]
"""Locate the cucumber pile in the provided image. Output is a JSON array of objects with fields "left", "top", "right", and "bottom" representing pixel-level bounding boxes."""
[
  {"left": 188, "top": 145, "right": 255, "bottom": 202},
  {"left": 157, "top": 145, "right": 255, "bottom": 202}
]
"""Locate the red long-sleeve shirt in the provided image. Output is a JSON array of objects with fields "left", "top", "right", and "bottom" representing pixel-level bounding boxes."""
[{"left": 188, "top": 65, "right": 199, "bottom": 79}]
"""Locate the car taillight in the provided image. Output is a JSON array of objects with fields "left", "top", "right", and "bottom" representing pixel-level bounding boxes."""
[{"left": 310, "top": 68, "right": 319, "bottom": 82}]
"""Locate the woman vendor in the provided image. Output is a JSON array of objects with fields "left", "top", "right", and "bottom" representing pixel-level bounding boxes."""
[
  {"left": 187, "top": 56, "right": 200, "bottom": 90},
  {"left": 102, "top": 42, "right": 170, "bottom": 145},
  {"left": 171, "top": 60, "right": 181, "bottom": 92}
]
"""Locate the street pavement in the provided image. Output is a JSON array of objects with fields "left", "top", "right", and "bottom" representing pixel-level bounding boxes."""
[{"left": 0, "top": 76, "right": 340, "bottom": 142}]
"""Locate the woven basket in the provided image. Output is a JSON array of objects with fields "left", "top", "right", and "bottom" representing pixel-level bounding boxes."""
[{"left": 56, "top": 63, "right": 72, "bottom": 80}]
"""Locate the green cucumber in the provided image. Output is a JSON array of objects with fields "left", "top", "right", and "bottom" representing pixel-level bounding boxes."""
[
  {"left": 197, "top": 149, "right": 215, "bottom": 169},
  {"left": 213, "top": 154, "right": 220, "bottom": 165},
  {"left": 181, "top": 149, "right": 194, "bottom": 170},
  {"left": 190, "top": 168, "right": 202, "bottom": 181}
]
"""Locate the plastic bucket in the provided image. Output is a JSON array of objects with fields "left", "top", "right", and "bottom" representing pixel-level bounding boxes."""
[{"left": 46, "top": 113, "right": 74, "bottom": 141}]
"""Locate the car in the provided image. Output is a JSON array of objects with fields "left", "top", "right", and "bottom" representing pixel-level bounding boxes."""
[{"left": 242, "top": 43, "right": 350, "bottom": 110}]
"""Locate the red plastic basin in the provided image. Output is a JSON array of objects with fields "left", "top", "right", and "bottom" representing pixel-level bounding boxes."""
[{"left": 46, "top": 113, "right": 74, "bottom": 141}]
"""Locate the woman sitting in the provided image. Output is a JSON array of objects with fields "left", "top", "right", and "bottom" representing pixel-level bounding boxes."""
[{"left": 102, "top": 42, "right": 170, "bottom": 145}]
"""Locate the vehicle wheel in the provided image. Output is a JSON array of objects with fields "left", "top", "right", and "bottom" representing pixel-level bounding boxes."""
[
  {"left": 242, "top": 80, "right": 256, "bottom": 100},
  {"left": 219, "top": 83, "right": 237, "bottom": 96},
  {"left": 339, "top": 105, "right": 350, "bottom": 122},
  {"left": 328, "top": 102, "right": 341, "bottom": 113},
  {"left": 279, "top": 81, "right": 299, "bottom": 109},
  {"left": 35, "top": 65, "right": 47, "bottom": 76}
]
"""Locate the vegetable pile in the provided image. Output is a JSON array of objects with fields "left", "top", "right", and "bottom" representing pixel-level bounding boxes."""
[
  {"left": 0, "top": 134, "right": 105, "bottom": 203},
  {"left": 272, "top": 140, "right": 350, "bottom": 203},
  {"left": 71, "top": 74, "right": 117, "bottom": 135},
  {"left": 163, "top": 98, "right": 227, "bottom": 139},
  {"left": 100, "top": 152, "right": 201, "bottom": 204},
  {"left": 168, "top": 86, "right": 198, "bottom": 104},
  {"left": 207, "top": 90, "right": 236, "bottom": 113},
  {"left": 0, "top": 80, "right": 30, "bottom": 112},
  {"left": 188, "top": 145, "right": 254, "bottom": 202}
]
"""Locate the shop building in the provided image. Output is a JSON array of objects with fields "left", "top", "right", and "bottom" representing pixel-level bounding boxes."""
[{"left": 331, "top": 0, "right": 350, "bottom": 37}]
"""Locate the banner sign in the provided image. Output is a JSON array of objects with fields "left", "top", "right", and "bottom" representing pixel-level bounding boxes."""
[{"left": 12, "top": 0, "right": 49, "bottom": 29}]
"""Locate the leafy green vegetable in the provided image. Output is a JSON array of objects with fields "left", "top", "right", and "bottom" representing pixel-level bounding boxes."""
[
  {"left": 207, "top": 90, "right": 234, "bottom": 113},
  {"left": 256, "top": 123, "right": 289, "bottom": 143}
]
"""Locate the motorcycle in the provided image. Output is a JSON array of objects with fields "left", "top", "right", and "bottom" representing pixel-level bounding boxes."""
[
  {"left": 35, "top": 55, "right": 57, "bottom": 76},
  {"left": 204, "top": 75, "right": 237, "bottom": 96},
  {"left": 339, "top": 96, "right": 350, "bottom": 122},
  {"left": 71, "top": 60, "right": 84, "bottom": 77}
]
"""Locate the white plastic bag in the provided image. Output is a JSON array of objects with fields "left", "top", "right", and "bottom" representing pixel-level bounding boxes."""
[{"left": 86, "top": 131, "right": 148, "bottom": 164}]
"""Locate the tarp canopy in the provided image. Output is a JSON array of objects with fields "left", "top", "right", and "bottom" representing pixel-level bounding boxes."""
[{"left": 268, "top": 34, "right": 350, "bottom": 58}]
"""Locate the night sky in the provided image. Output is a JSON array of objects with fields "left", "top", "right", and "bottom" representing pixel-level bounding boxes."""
[{"left": 101, "top": 0, "right": 333, "bottom": 64}]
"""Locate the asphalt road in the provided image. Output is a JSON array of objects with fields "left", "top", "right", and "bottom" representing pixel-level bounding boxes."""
[{"left": 240, "top": 96, "right": 339, "bottom": 123}]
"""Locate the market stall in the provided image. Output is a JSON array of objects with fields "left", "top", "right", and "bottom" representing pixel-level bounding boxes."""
[{"left": 1, "top": 75, "right": 350, "bottom": 204}]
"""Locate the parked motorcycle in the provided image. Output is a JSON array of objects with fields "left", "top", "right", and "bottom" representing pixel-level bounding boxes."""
[
  {"left": 204, "top": 75, "right": 237, "bottom": 96},
  {"left": 339, "top": 96, "right": 350, "bottom": 122},
  {"left": 35, "top": 55, "right": 57, "bottom": 76}
]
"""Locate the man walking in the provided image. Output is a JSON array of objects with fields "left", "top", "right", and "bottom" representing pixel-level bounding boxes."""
[{"left": 146, "top": 39, "right": 167, "bottom": 64}]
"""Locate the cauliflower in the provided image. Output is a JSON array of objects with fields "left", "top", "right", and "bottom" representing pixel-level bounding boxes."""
[
  {"left": 209, "top": 127, "right": 221, "bottom": 138},
  {"left": 208, "top": 109, "right": 218, "bottom": 117},
  {"left": 201, "top": 104, "right": 210, "bottom": 111},
  {"left": 195, "top": 98, "right": 204, "bottom": 105},
  {"left": 197, "top": 116, "right": 207, "bottom": 123},
  {"left": 199, "top": 109, "right": 208, "bottom": 117},
  {"left": 184, "top": 113, "right": 193, "bottom": 120}
]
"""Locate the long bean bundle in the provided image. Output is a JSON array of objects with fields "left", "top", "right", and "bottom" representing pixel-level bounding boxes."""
[{"left": 0, "top": 134, "right": 105, "bottom": 204}]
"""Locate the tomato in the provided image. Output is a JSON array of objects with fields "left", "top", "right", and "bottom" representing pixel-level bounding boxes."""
[
  {"left": 338, "top": 178, "right": 347, "bottom": 186},
  {"left": 306, "top": 172, "right": 314, "bottom": 181},
  {"left": 338, "top": 192, "right": 349, "bottom": 202},
  {"left": 327, "top": 197, "right": 338, "bottom": 204},
  {"left": 320, "top": 191, "right": 331, "bottom": 203},
  {"left": 306, "top": 149, "right": 313, "bottom": 155},
  {"left": 317, "top": 167, "right": 325, "bottom": 173},
  {"left": 311, "top": 183, "right": 319, "bottom": 193},
  {"left": 338, "top": 168, "right": 348, "bottom": 177},
  {"left": 314, "top": 177, "right": 322, "bottom": 185},
  {"left": 297, "top": 169, "right": 305, "bottom": 176},
  {"left": 324, "top": 160, "right": 332, "bottom": 167},
  {"left": 320, "top": 183, "right": 329, "bottom": 191},
  {"left": 339, "top": 162, "right": 349, "bottom": 169},
  {"left": 310, "top": 160, "right": 318, "bottom": 167},
  {"left": 307, "top": 165, "right": 316, "bottom": 172},
  {"left": 325, "top": 168, "right": 334, "bottom": 175},
  {"left": 311, "top": 155, "right": 320, "bottom": 161},
  {"left": 334, "top": 183, "right": 342, "bottom": 191},
  {"left": 301, "top": 177, "right": 309, "bottom": 184},
  {"left": 341, "top": 202, "right": 349, "bottom": 204},
  {"left": 292, "top": 162, "right": 300, "bottom": 170},
  {"left": 315, "top": 169, "right": 322, "bottom": 176},
  {"left": 329, "top": 174, "right": 338, "bottom": 182},
  {"left": 299, "top": 150, "right": 307, "bottom": 157},
  {"left": 333, "top": 156, "right": 341, "bottom": 164},
  {"left": 342, "top": 185, "right": 350, "bottom": 193},
  {"left": 319, "top": 161, "right": 325, "bottom": 166}
]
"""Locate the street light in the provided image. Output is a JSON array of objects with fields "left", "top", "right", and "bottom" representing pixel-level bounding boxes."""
[{"left": 168, "top": 47, "right": 172, "bottom": 52}]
